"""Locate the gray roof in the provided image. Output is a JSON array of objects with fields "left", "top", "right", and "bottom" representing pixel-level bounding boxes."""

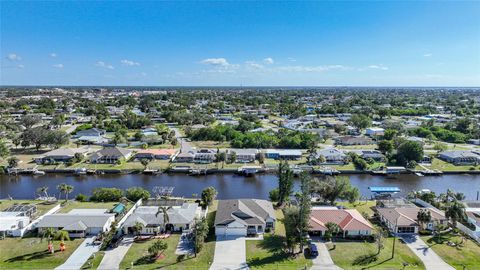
[
  {"left": 91, "top": 147, "right": 132, "bottom": 160},
  {"left": 123, "top": 203, "right": 198, "bottom": 227},
  {"left": 439, "top": 150, "right": 480, "bottom": 159},
  {"left": 40, "top": 148, "right": 87, "bottom": 158},
  {"left": 316, "top": 148, "right": 346, "bottom": 158},
  {"left": 214, "top": 199, "right": 275, "bottom": 226},
  {"left": 36, "top": 213, "right": 114, "bottom": 229}
]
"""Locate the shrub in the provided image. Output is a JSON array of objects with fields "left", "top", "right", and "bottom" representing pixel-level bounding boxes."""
[
  {"left": 75, "top": 193, "right": 88, "bottom": 202},
  {"left": 269, "top": 188, "right": 280, "bottom": 202},
  {"left": 126, "top": 187, "right": 150, "bottom": 202},
  {"left": 90, "top": 187, "right": 123, "bottom": 202}
]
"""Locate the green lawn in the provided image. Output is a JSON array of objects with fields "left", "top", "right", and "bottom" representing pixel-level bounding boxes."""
[
  {"left": 421, "top": 232, "right": 480, "bottom": 270},
  {"left": 119, "top": 201, "right": 217, "bottom": 270},
  {"left": 245, "top": 208, "right": 312, "bottom": 270},
  {"left": 58, "top": 201, "right": 127, "bottom": 213},
  {"left": 81, "top": 251, "right": 104, "bottom": 269},
  {"left": 0, "top": 238, "right": 83, "bottom": 270},
  {"left": 327, "top": 238, "right": 425, "bottom": 270},
  {"left": 0, "top": 200, "right": 59, "bottom": 218},
  {"left": 337, "top": 200, "right": 376, "bottom": 218},
  {"left": 428, "top": 158, "right": 479, "bottom": 172}
]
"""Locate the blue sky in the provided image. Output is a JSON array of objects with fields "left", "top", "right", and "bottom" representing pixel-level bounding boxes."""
[{"left": 1, "top": 1, "right": 479, "bottom": 86}]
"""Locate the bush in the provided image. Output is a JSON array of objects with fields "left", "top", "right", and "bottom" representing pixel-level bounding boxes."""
[
  {"left": 75, "top": 193, "right": 88, "bottom": 202},
  {"left": 418, "top": 230, "right": 433, "bottom": 235},
  {"left": 269, "top": 188, "right": 280, "bottom": 202},
  {"left": 126, "top": 187, "right": 150, "bottom": 202},
  {"left": 90, "top": 187, "right": 123, "bottom": 202}
]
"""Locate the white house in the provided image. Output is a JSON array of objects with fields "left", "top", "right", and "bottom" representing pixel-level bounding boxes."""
[
  {"left": 214, "top": 199, "right": 276, "bottom": 236},
  {"left": 366, "top": 127, "right": 385, "bottom": 137}
]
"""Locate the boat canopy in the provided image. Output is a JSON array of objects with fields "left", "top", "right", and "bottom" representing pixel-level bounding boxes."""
[{"left": 368, "top": 186, "right": 401, "bottom": 193}]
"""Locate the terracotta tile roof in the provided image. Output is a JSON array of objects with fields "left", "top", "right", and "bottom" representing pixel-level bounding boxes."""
[{"left": 309, "top": 208, "right": 373, "bottom": 231}]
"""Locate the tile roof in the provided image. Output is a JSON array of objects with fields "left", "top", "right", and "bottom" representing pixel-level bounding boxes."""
[{"left": 309, "top": 208, "right": 373, "bottom": 231}]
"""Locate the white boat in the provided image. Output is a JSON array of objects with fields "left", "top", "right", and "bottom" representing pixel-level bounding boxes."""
[{"left": 33, "top": 170, "right": 46, "bottom": 175}]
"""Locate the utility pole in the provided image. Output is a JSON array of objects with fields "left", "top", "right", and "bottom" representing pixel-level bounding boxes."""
[{"left": 391, "top": 217, "right": 398, "bottom": 259}]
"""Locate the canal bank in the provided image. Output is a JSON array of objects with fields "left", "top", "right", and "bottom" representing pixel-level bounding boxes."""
[{"left": 1, "top": 173, "right": 479, "bottom": 201}]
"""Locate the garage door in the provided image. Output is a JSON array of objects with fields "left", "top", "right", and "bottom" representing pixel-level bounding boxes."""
[{"left": 225, "top": 227, "right": 246, "bottom": 236}]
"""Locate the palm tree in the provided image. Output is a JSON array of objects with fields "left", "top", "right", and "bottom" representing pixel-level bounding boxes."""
[
  {"left": 325, "top": 222, "right": 341, "bottom": 242},
  {"left": 417, "top": 209, "right": 432, "bottom": 231},
  {"left": 41, "top": 228, "right": 56, "bottom": 242},
  {"left": 140, "top": 158, "right": 150, "bottom": 170},
  {"left": 37, "top": 186, "right": 49, "bottom": 199},
  {"left": 132, "top": 222, "right": 144, "bottom": 236},
  {"left": 445, "top": 201, "right": 467, "bottom": 228},
  {"left": 55, "top": 230, "right": 70, "bottom": 241},
  {"left": 57, "top": 183, "right": 73, "bottom": 202},
  {"left": 148, "top": 240, "right": 168, "bottom": 258},
  {"left": 155, "top": 206, "right": 172, "bottom": 231}
]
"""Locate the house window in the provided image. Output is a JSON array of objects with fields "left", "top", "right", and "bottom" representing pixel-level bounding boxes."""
[{"left": 397, "top": 226, "right": 415, "bottom": 233}]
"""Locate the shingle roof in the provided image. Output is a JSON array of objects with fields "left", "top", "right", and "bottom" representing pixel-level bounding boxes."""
[
  {"left": 123, "top": 203, "right": 198, "bottom": 227},
  {"left": 214, "top": 199, "right": 275, "bottom": 226},
  {"left": 377, "top": 207, "right": 446, "bottom": 227},
  {"left": 36, "top": 213, "right": 114, "bottom": 229}
]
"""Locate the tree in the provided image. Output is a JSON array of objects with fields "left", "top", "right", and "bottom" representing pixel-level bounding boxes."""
[
  {"left": 374, "top": 229, "right": 386, "bottom": 255},
  {"left": 90, "top": 187, "right": 124, "bottom": 202},
  {"left": 126, "top": 187, "right": 150, "bottom": 202},
  {"left": 298, "top": 172, "right": 312, "bottom": 251},
  {"left": 57, "top": 183, "right": 73, "bottom": 202},
  {"left": 445, "top": 201, "right": 466, "bottom": 228},
  {"left": 132, "top": 222, "right": 144, "bottom": 236},
  {"left": 54, "top": 230, "right": 70, "bottom": 241},
  {"left": 258, "top": 152, "right": 265, "bottom": 164},
  {"left": 396, "top": 141, "right": 424, "bottom": 165},
  {"left": 45, "top": 130, "right": 69, "bottom": 149},
  {"left": 156, "top": 206, "right": 173, "bottom": 230},
  {"left": 348, "top": 114, "right": 371, "bottom": 130},
  {"left": 277, "top": 161, "right": 294, "bottom": 206},
  {"left": 433, "top": 142, "right": 448, "bottom": 153},
  {"left": 8, "top": 156, "right": 19, "bottom": 168},
  {"left": 283, "top": 206, "right": 301, "bottom": 254},
  {"left": 0, "top": 140, "right": 9, "bottom": 159},
  {"left": 148, "top": 240, "right": 168, "bottom": 258},
  {"left": 193, "top": 217, "right": 209, "bottom": 256},
  {"left": 312, "top": 176, "right": 357, "bottom": 205},
  {"left": 228, "top": 151, "right": 237, "bottom": 164},
  {"left": 37, "top": 186, "right": 49, "bottom": 198},
  {"left": 201, "top": 186, "right": 217, "bottom": 206},
  {"left": 41, "top": 228, "right": 56, "bottom": 242},
  {"left": 215, "top": 151, "right": 226, "bottom": 168},
  {"left": 417, "top": 209, "right": 432, "bottom": 231},
  {"left": 140, "top": 158, "right": 150, "bottom": 170},
  {"left": 378, "top": 140, "right": 394, "bottom": 154},
  {"left": 20, "top": 115, "right": 41, "bottom": 129}
]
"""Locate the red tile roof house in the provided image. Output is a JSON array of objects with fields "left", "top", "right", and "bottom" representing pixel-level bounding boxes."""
[
  {"left": 308, "top": 207, "right": 374, "bottom": 238},
  {"left": 133, "top": 149, "right": 178, "bottom": 161}
]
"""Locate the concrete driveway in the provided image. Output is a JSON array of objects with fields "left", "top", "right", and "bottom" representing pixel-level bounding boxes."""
[
  {"left": 55, "top": 237, "right": 100, "bottom": 270},
  {"left": 210, "top": 236, "right": 249, "bottom": 270},
  {"left": 175, "top": 233, "right": 194, "bottom": 255},
  {"left": 97, "top": 237, "right": 134, "bottom": 270},
  {"left": 310, "top": 241, "right": 343, "bottom": 270},
  {"left": 401, "top": 235, "right": 455, "bottom": 270}
]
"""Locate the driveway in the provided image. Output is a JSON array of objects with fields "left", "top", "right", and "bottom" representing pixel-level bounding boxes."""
[
  {"left": 175, "top": 233, "right": 194, "bottom": 255},
  {"left": 310, "top": 241, "right": 343, "bottom": 270},
  {"left": 55, "top": 237, "right": 100, "bottom": 270},
  {"left": 210, "top": 236, "right": 249, "bottom": 270},
  {"left": 97, "top": 237, "right": 134, "bottom": 270},
  {"left": 401, "top": 235, "right": 455, "bottom": 270}
]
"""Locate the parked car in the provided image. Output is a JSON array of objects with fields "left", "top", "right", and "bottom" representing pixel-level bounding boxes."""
[{"left": 307, "top": 243, "right": 318, "bottom": 257}]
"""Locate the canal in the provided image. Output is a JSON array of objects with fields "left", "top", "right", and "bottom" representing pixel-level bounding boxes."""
[{"left": 1, "top": 173, "right": 479, "bottom": 200}]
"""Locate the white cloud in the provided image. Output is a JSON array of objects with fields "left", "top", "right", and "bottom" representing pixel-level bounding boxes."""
[
  {"left": 201, "top": 58, "right": 230, "bottom": 67},
  {"left": 50, "top": 53, "right": 57, "bottom": 58},
  {"left": 423, "top": 53, "right": 432, "bottom": 57},
  {"left": 121, "top": 59, "right": 140, "bottom": 66},
  {"left": 367, "top": 64, "right": 389, "bottom": 70},
  {"left": 245, "top": 61, "right": 264, "bottom": 69},
  {"left": 95, "top": 61, "right": 114, "bottom": 69},
  {"left": 53, "top": 63, "right": 64, "bottom": 68},
  {"left": 6, "top": 53, "right": 21, "bottom": 61},
  {"left": 263, "top": 57, "right": 274, "bottom": 65}
]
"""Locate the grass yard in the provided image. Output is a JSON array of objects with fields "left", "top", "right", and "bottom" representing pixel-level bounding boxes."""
[
  {"left": 81, "top": 251, "right": 104, "bottom": 269},
  {"left": 0, "top": 238, "right": 83, "bottom": 270},
  {"left": 337, "top": 200, "right": 376, "bottom": 218},
  {"left": 57, "top": 201, "right": 128, "bottom": 213},
  {"left": 119, "top": 201, "right": 217, "bottom": 270},
  {"left": 421, "top": 232, "right": 480, "bottom": 270},
  {"left": 428, "top": 158, "right": 479, "bottom": 172},
  {"left": 327, "top": 238, "right": 425, "bottom": 270},
  {"left": 191, "top": 140, "right": 231, "bottom": 149},
  {"left": 245, "top": 208, "right": 312, "bottom": 270},
  {"left": 0, "top": 200, "right": 59, "bottom": 218}
]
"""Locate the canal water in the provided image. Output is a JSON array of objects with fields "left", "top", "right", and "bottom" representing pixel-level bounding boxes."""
[{"left": 1, "top": 173, "right": 479, "bottom": 200}]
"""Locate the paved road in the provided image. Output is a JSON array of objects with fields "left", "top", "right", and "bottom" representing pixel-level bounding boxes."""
[
  {"left": 310, "top": 241, "right": 343, "bottom": 270},
  {"left": 55, "top": 237, "right": 100, "bottom": 270},
  {"left": 97, "top": 237, "right": 134, "bottom": 270},
  {"left": 401, "top": 235, "right": 455, "bottom": 270},
  {"left": 210, "top": 236, "right": 249, "bottom": 270},
  {"left": 170, "top": 126, "right": 193, "bottom": 153},
  {"left": 64, "top": 124, "right": 78, "bottom": 135}
]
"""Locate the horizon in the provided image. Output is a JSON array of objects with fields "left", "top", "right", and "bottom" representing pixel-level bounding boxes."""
[{"left": 1, "top": 1, "right": 480, "bottom": 86}]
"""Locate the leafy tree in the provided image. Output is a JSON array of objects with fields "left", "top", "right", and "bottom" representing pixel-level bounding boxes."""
[
  {"left": 348, "top": 114, "right": 371, "bottom": 130},
  {"left": 148, "top": 240, "right": 168, "bottom": 258},
  {"left": 126, "top": 187, "right": 151, "bottom": 201},
  {"left": 277, "top": 161, "right": 294, "bottom": 206},
  {"left": 268, "top": 188, "right": 280, "bottom": 202},
  {"left": 8, "top": 156, "right": 19, "bottom": 168},
  {"left": 378, "top": 140, "right": 394, "bottom": 154},
  {"left": 75, "top": 193, "right": 88, "bottom": 202},
  {"left": 193, "top": 217, "right": 209, "bottom": 255},
  {"left": 383, "top": 129, "right": 398, "bottom": 140},
  {"left": 132, "top": 222, "right": 144, "bottom": 236},
  {"left": 396, "top": 141, "right": 424, "bottom": 165},
  {"left": 283, "top": 206, "right": 301, "bottom": 254},
  {"left": 20, "top": 115, "right": 41, "bottom": 129},
  {"left": 201, "top": 186, "right": 217, "bottom": 206},
  {"left": 324, "top": 222, "right": 341, "bottom": 241},
  {"left": 417, "top": 209, "right": 432, "bottom": 231},
  {"left": 90, "top": 187, "right": 124, "bottom": 202},
  {"left": 228, "top": 151, "right": 237, "bottom": 164},
  {"left": 312, "top": 176, "right": 358, "bottom": 205},
  {"left": 0, "top": 140, "right": 10, "bottom": 159}
]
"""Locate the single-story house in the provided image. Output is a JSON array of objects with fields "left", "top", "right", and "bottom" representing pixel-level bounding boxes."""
[
  {"left": 36, "top": 210, "right": 115, "bottom": 238},
  {"left": 0, "top": 212, "right": 30, "bottom": 237},
  {"left": 74, "top": 128, "right": 106, "bottom": 138},
  {"left": 438, "top": 150, "right": 480, "bottom": 165},
  {"left": 377, "top": 206, "right": 447, "bottom": 234},
  {"left": 348, "top": 150, "right": 386, "bottom": 162},
  {"left": 90, "top": 147, "right": 134, "bottom": 164},
  {"left": 309, "top": 207, "right": 373, "bottom": 237},
  {"left": 123, "top": 203, "right": 201, "bottom": 234},
  {"left": 462, "top": 201, "right": 480, "bottom": 242},
  {"left": 35, "top": 148, "right": 89, "bottom": 164},
  {"left": 141, "top": 127, "right": 158, "bottom": 137},
  {"left": 173, "top": 152, "right": 195, "bottom": 163},
  {"left": 365, "top": 127, "right": 385, "bottom": 137},
  {"left": 77, "top": 135, "right": 108, "bottom": 145},
  {"left": 315, "top": 148, "right": 347, "bottom": 164},
  {"left": 134, "top": 149, "right": 178, "bottom": 161},
  {"left": 264, "top": 149, "right": 302, "bottom": 160},
  {"left": 335, "top": 136, "right": 374, "bottom": 146},
  {"left": 227, "top": 149, "right": 258, "bottom": 163},
  {"left": 214, "top": 199, "right": 276, "bottom": 236}
]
